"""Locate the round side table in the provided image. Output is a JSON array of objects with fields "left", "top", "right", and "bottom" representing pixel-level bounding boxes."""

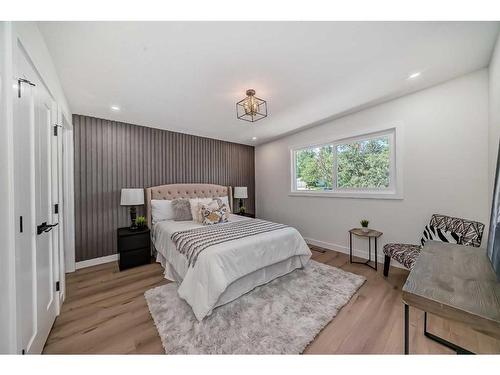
[{"left": 349, "top": 228, "right": 383, "bottom": 270}]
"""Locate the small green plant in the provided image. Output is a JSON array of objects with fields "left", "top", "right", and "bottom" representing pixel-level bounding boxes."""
[
  {"left": 135, "top": 215, "right": 146, "bottom": 228},
  {"left": 360, "top": 219, "right": 369, "bottom": 228}
]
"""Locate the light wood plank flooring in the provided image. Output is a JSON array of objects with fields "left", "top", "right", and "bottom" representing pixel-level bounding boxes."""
[{"left": 43, "top": 247, "right": 500, "bottom": 354}]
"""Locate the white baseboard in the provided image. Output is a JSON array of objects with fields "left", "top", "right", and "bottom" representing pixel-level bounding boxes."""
[
  {"left": 75, "top": 254, "right": 118, "bottom": 270},
  {"left": 304, "top": 237, "right": 405, "bottom": 269},
  {"left": 74, "top": 240, "right": 405, "bottom": 270}
]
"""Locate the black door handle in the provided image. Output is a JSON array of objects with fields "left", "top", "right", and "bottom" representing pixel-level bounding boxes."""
[{"left": 37, "top": 222, "right": 58, "bottom": 235}]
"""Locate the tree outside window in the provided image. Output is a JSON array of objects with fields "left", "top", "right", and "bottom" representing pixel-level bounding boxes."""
[{"left": 293, "top": 132, "right": 392, "bottom": 192}]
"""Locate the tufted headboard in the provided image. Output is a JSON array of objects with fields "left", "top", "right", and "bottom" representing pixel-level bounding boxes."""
[{"left": 145, "top": 184, "right": 233, "bottom": 228}]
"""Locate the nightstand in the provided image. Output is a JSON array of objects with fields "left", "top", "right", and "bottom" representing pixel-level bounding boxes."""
[
  {"left": 235, "top": 212, "right": 256, "bottom": 218},
  {"left": 117, "top": 227, "right": 151, "bottom": 271}
]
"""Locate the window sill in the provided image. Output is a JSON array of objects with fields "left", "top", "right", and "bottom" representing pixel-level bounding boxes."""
[{"left": 288, "top": 191, "right": 403, "bottom": 200}]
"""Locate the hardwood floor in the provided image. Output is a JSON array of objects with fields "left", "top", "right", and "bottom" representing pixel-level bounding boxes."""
[{"left": 43, "top": 247, "right": 500, "bottom": 354}]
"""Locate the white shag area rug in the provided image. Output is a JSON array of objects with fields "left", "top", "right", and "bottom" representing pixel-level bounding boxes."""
[{"left": 144, "top": 260, "right": 365, "bottom": 354}]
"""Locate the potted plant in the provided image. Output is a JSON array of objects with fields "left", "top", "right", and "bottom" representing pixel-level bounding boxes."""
[
  {"left": 135, "top": 215, "right": 146, "bottom": 229},
  {"left": 360, "top": 219, "right": 370, "bottom": 233}
]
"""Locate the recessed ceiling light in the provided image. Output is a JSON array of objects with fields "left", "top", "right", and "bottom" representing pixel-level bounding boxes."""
[
  {"left": 111, "top": 105, "right": 120, "bottom": 111},
  {"left": 252, "top": 137, "right": 257, "bottom": 141},
  {"left": 408, "top": 72, "right": 421, "bottom": 80}
]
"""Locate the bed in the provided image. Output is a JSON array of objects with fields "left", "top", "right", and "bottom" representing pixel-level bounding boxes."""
[{"left": 145, "top": 183, "right": 311, "bottom": 321}]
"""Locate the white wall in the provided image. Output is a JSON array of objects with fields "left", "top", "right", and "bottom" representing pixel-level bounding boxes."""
[
  {"left": 489, "top": 33, "right": 500, "bottom": 198},
  {"left": 256, "top": 70, "right": 490, "bottom": 262}
]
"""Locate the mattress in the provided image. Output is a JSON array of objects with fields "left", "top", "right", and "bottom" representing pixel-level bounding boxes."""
[{"left": 151, "top": 214, "right": 311, "bottom": 320}]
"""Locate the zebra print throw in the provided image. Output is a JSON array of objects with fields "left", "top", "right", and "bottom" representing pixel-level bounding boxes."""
[
  {"left": 420, "top": 225, "right": 462, "bottom": 246},
  {"left": 171, "top": 219, "right": 288, "bottom": 267}
]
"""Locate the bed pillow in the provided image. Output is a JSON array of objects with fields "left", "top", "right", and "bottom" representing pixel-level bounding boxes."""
[
  {"left": 420, "top": 225, "right": 462, "bottom": 246},
  {"left": 201, "top": 203, "right": 229, "bottom": 225},
  {"left": 151, "top": 199, "right": 174, "bottom": 224},
  {"left": 172, "top": 199, "right": 193, "bottom": 221},
  {"left": 189, "top": 197, "right": 213, "bottom": 223}
]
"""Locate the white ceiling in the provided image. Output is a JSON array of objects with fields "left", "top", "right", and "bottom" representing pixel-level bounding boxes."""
[{"left": 39, "top": 21, "right": 499, "bottom": 145}]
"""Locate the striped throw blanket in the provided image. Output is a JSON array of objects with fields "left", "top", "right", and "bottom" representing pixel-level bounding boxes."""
[{"left": 171, "top": 219, "right": 288, "bottom": 267}]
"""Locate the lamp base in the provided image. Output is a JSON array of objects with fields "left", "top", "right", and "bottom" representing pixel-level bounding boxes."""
[
  {"left": 238, "top": 198, "right": 246, "bottom": 214},
  {"left": 129, "top": 206, "right": 138, "bottom": 230}
]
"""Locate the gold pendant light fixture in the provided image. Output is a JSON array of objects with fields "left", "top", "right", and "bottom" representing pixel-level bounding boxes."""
[{"left": 236, "top": 89, "right": 267, "bottom": 122}]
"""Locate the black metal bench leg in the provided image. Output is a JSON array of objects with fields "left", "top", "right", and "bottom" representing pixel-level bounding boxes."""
[
  {"left": 404, "top": 303, "right": 409, "bottom": 354},
  {"left": 383, "top": 255, "right": 390, "bottom": 277}
]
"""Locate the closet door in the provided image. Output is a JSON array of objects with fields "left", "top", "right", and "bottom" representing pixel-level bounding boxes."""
[
  {"left": 14, "top": 44, "right": 58, "bottom": 354},
  {"left": 33, "top": 80, "right": 58, "bottom": 353},
  {"left": 13, "top": 47, "right": 36, "bottom": 355}
]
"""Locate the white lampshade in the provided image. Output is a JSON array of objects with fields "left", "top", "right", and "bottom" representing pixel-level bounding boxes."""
[
  {"left": 120, "top": 188, "right": 144, "bottom": 206},
  {"left": 234, "top": 186, "right": 248, "bottom": 199}
]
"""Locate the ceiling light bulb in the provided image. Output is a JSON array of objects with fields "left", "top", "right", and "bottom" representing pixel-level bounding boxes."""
[
  {"left": 111, "top": 105, "right": 120, "bottom": 111},
  {"left": 408, "top": 72, "right": 421, "bottom": 79},
  {"left": 244, "top": 96, "right": 259, "bottom": 116},
  {"left": 252, "top": 137, "right": 257, "bottom": 141}
]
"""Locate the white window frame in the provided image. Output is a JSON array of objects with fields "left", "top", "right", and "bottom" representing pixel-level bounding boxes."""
[{"left": 289, "top": 126, "right": 403, "bottom": 199}]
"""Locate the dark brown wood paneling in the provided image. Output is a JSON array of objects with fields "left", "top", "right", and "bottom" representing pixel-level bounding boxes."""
[{"left": 73, "top": 114, "right": 255, "bottom": 262}]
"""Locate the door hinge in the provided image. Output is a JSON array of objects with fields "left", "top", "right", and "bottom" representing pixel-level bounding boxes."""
[
  {"left": 53, "top": 124, "right": 62, "bottom": 136},
  {"left": 17, "top": 78, "right": 35, "bottom": 98},
  {"left": 54, "top": 204, "right": 59, "bottom": 214},
  {"left": 19, "top": 216, "right": 23, "bottom": 233},
  {"left": 55, "top": 281, "right": 60, "bottom": 292}
]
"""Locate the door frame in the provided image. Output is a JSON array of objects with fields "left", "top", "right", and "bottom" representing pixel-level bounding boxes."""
[
  {"left": 1, "top": 21, "right": 19, "bottom": 354},
  {"left": 62, "top": 114, "right": 76, "bottom": 274},
  {"left": 51, "top": 99, "right": 64, "bottom": 311}
]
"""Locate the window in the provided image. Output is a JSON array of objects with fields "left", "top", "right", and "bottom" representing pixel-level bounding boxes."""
[
  {"left": 295, "top": 145, "right": 334, "bottom": 191},
  {"left": 291, "top": 128, "right": 399, "bottom": 198}
]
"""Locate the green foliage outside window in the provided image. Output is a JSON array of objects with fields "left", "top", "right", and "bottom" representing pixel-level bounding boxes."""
[
  {"left": 295, "top": 136, "right": 390, "bottom": 190},
  {"left": 336, "top": 137, "right": 390, "bottom": 189},
  {"left": 295, "top": 145, "right": 333, "bottom": 190}
]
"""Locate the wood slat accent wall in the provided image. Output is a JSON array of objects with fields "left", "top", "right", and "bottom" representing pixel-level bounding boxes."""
[{"left": 73, "top": 114, "right": 255, "bottom": 262}]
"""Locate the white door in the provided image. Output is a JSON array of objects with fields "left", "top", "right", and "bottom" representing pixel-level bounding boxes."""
[{"left": 14, "top": 45, "right": 58, "bottom": 354}]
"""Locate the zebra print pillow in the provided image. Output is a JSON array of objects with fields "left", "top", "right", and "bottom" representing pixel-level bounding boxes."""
[{"left": 420, "top": 225, "right": 462, "bottom": 246}]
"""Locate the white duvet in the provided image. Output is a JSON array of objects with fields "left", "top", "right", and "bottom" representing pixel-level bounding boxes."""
[{"left": 151, "top": 214, "right": 311, "bottom": 321}]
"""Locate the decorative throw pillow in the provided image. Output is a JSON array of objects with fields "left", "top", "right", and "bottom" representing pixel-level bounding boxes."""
[
  {"left": 189, "top": 197, "right": 213, "bottom": 223},
  {"left": 420, "top": 225, "right": 462, "bottom": 246},
  {"left": 220, "top": 196, "right": 231, "bottom": 213},
  {"left": 196, "top": 200, "right": 220, "bottom": 221},
  {"left": 211, "top": 198, "right": 230, "bottom": 221},
  {"left": 201, "top": 200, "right": 229, "bottom": 225},
  {"left": 171, "top": 199, "right": 193, "bottom": 221}
]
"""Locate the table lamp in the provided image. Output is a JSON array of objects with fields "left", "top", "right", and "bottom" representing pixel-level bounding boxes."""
[
  {"left": 120, "top": 188, "right": 144, "bottom": 230},
  {"left": 234, "top": 186, "right": 248, "bottom": 213}
]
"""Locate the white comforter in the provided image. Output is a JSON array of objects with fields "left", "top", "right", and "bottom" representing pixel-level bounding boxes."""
[{"left": 151, "top": 214, "right": 311, "bottom": 320}]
